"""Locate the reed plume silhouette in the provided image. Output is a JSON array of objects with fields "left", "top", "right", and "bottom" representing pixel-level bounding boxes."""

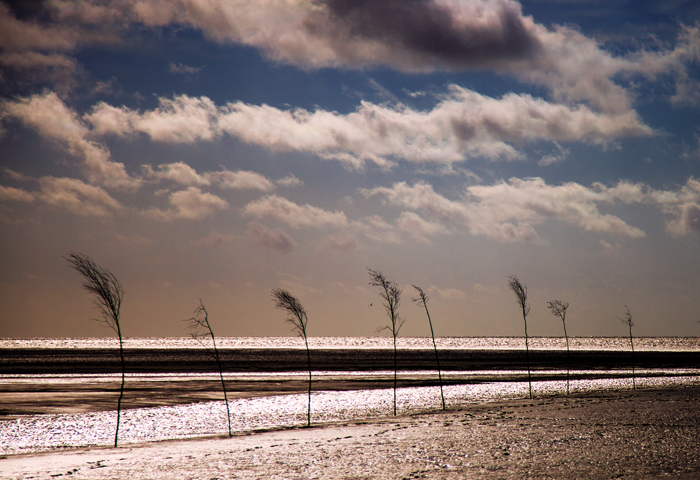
[
  {"left": 508, "top": 275, "right": 532, "bottom": 399},
  {"left": 368, "top": 268, "right": 404, "bottom": 416},
  {"left": 65, "top": 252, "right": 125, "bottom": 447},
  {"left": 272, "top": 288, "right": 313, "bottom": 427}
]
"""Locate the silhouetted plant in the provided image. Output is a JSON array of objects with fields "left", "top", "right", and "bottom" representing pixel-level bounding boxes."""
[
  {"left": 508, "top": 275, "right": 532, "bottom": 399},
  {"left": 547, "top": 300, "right": 570, "bottom": 395},
  {"left": 619, "top": 305, "right": 636, "bottom": 390},
  {"left": 185, "top": 299, "right": 232, "bottom": 437},
  {"left": 412, "top": 285, "right": 445, "bottom": 410},
  {"left": 272, "top": 288, "right": 312, "bottom": 427},
  {"left": 368, "top": 268, "right": 404, "bottom": 416},
  {"left": 65, "top": 252, "right": 125, "bottom": 447}
]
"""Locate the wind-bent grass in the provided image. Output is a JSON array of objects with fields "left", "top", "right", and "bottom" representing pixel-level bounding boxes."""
[
  {"left": 272, "top": 288, "right": 312, "bottom": 427},
  {"left": 368, "top": 268, "right": 404, "bottom": 416},
  {"left": 185, "top": 299, "right": 232, "bottom": 437},
  {"left": 412, "top": 285, "right": 445, "bottom": 410},
  {"left": 547, "top": 300, "right": 570, "bottom": 395},
  {"left": 65, "top": 252, "right": 125, "bottom": 447},
  {"left": 508, "top": 275, "right": 532, "bottom": 399}
]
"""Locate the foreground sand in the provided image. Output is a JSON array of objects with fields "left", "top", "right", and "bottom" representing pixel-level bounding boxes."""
[{"left": 2, "top": 386, "right": 699, "bottom": 479}]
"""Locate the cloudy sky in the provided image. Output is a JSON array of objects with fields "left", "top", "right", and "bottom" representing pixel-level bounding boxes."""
[{"left": 1, "top": 0, "right": 700, "bottom": 339}]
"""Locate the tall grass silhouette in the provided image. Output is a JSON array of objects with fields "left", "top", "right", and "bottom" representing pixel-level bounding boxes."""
[
  {"left": 508, "top": 275, "right": 532, "bottom": 399},
  {"left": 65, "top": 252, "right": 125, "bottom": 447},
  {"left": 185, "top": 299, "right": 232, "bottom": 437},
  {"left": 368, "top": 268, "right": 404, "bottom": 416},
  {"left": 547, "top": 300, "right": 570, "bottom": 394},
  {"left": 412, "top": 285, "right": 446, "bottom": 410},
  {"left": 272, "top": 288, "right": 313, "bottom": 427},
  {"left": 619, "top": 305, "right": 636, "bottom": 390}
]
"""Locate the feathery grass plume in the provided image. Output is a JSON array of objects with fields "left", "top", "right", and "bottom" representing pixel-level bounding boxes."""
[
  {"left": 368, "top": 268, "right": 404, "bottom": 416},
  {"left": 508, "top": 275, "right": 532, "bottom": 399},
  {"left": 271, "top": 288, "right": 312, "bottom": 427},
  {"left": 547, "top": 300, "right": 570, "bottom": 395},
  {"left": 185, "top": 299, "right": 232, "bottom": 437},
  {"left": 412, "top": 285, "right": 446, "bottom": 410},
  {"left": 619, "top": 305, "right": 636, "bottom": 390},
  {"left": 64, "top": 252, "right": 125, "bottom": 447}
]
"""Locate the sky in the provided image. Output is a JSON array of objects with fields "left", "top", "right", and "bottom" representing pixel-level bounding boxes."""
[{"left": 1, "top": 0, "right": 700, "bottom": 339}]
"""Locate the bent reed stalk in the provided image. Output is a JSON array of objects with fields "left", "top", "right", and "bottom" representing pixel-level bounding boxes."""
[
  {"left": 185, "top": 299, "right": 232, "bottom": 437},
  {"left": 412, "top": 285, "right": 446, "bottom": 410},
  {"left": 65, "top": 252, "right": 125, "bottom": 448},
  {"left": 272, "top": 288, "right": 312, "bottom": 427}
]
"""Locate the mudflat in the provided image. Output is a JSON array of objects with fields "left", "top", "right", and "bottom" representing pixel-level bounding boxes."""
[{"left": 2, "top": 386, "right": 699, "bottom": 479}]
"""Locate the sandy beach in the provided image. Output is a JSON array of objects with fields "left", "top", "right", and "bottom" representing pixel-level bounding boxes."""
[{"left": 2, "top": 385, "right": 699, "bottom": 479}]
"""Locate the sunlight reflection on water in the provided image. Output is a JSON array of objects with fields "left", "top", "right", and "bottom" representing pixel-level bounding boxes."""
[{"left": 2, "top": 375, "right": 698, "bottom": 455}]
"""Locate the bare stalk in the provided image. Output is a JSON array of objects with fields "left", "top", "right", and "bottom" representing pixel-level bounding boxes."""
[
  {"left": 185, "top": 299, "right": 232, "bottom": 437},
  {"left": 547, "top": 300, "right": 570, "bottom": 395},
  {"left": 272, "top": 288, "right": 312, "bottom": 427},
  {"left": 368, "top": 268, "right": 404, "bottom": 416},
  {"left": 65, "top": 252, "right": 124, "bottom": 448},
  {"left": 619, "top": 305, "right": 636, "bottom": 390},
  {"left": 508, "top": 275, "right": 532, "bottom": 399},
  {"left": 412, "top": 285, "right": 445, "bottom": 410}
]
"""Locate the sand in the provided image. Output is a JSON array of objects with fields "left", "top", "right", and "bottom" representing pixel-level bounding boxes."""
[{"left": 2, "top": 385, "right": 699, "bottom": 479}]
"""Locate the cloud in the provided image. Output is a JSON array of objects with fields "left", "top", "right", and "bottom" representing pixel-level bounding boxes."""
[
  {"left": 364, "top": 177, "right": 649, "bottom": 243},
  {"left": 3, "top": 1, "right": 698, "bottom": 113},
  {"left": 124, "top": 0, "right": 698, "bottom": 112},
  {"left": 169, "top": 62, "right": 204, "bottom": 75},
  {"left": 0, "top": 185, "right": 35, "bottom": 203},
  {"left": 246, "top": 221, "right": 295, "bottom": 253},
  {"left": 395, "top": 211, "right": 449, "bottom": 243},
  {"left": 427, "top": 285, "right": 467, "bottom": 300},
  {"left": 146, "top": 186, "right": 228, "bottom": 220},
  {"left": 652, "top": 177, "right": 700, "bottom": 236},
  {"left": 142, "top": 162, "right": 210, "bottom": 186},
  {"left": 210, "top": 169, "right": 275, "bottom": 191},
  {"left": 81, "top": 89, "right": 652, "bottom": 169},
  {"left": 1, "top": 92, "right": 140, "bottom": 190},
  {"left": 38, "top": 176, "right": 122, "bottom": 216},
  {"left": 242, "top": 194, "right": 348, "bottom": 228},
  {"left": 276, "top": 174, "right": 304, "bottom": 188}
]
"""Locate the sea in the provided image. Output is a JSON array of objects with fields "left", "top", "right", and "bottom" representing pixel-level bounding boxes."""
[{"left": 1, "top": 336, "right": 699, "bottom": 455}]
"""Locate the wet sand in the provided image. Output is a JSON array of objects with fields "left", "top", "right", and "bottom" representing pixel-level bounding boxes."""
[{"left": 2, "top": 386, "right": 699, "bottom": 479}]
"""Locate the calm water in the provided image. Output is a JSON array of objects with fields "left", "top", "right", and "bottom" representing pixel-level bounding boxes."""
[{"left": 1, "top": 337, "right": 699, "bottom": 455}]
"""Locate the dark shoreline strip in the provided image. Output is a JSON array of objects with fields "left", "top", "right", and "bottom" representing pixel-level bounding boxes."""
[{"left": 2, "top": 348, "right": 700, "bottom": 374}]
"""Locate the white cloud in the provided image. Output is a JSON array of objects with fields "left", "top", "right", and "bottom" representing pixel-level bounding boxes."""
[
  {"left": 2, "top": 92, "right": 140, "bottom": 190},
  {"left": 276, "top": 174, "right": 304, "bottom": 188},
  {"left": 210, "top": 169, "right": 275, "bottom": 191},
  {"left": 395, "top": 211, "right": 449, "bottom": 243},
  {"left": 652, "top": 177, "right": 700, "bottom": 236},
  {"left": 38, "top": 176, "right": 122, "bottom": 216},
  {"left": 242, "top": 195, "right": 348, "bottom": 228},
  {"left": 79, "top": 89, "right": 652, "bottom": 169},
  {"left": 142, "top": 162, "right": 210, "bottom": 186},
  {"left": 365, "top": 177, "right": 649, "bottom": 243},
  {"left": 246, "top": 221, "right": 295, "bottom": 253},
  {"left": 146, "top": 186, "right": 228, "bottom": 220},
  {"left": 427, "top": 285, "right": 467, "bottom": 300}
]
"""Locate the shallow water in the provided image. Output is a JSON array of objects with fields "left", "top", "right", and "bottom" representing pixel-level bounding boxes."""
[
  {"left": 2, "top": 374, "right": 699, "bottom": 455},
  {"left": 1, "top": 336, "right": 699, "bottom": 455}
]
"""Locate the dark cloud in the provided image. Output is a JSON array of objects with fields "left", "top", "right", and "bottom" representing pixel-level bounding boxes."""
[{"left": 308, "top": 0, "right": 542, "bottom": 69}]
